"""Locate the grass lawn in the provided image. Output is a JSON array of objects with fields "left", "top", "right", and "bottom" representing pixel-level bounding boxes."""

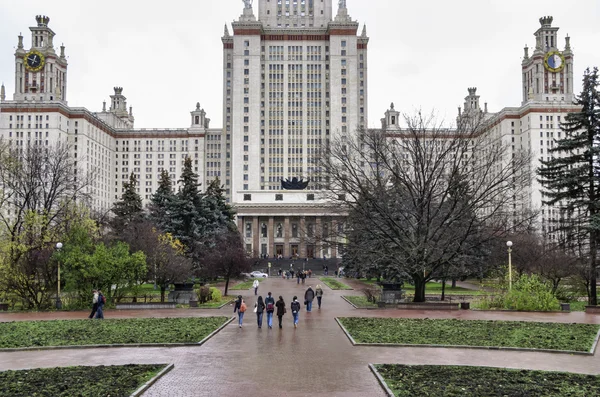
[
  {"left": 374, "top": 365, "right": 600, "bottom": 397},
  {"left": 338, "top": 317, "right": 600, "bottom": 352},
  {"left": 358, "top": 280, "right": 483, "bottom": 295},
  {"left": 197, "top": 299, "right": 233, "bottom": 308},
  {"left": 569, "top": 301, "right": 587, "bottom": 312},
  {"left": 320, "top": 277, "right": 353, "bottom": 290},
  {"left": 231, "top": 279, "right": 259, "bottom": 290},
  {"left": 0, "top": 317, "right": 230, "bottom": 348},
  {"left": 0, "top": 364, "right": 165, "bottom": 397},
  {"left": 343, "top": 296, "right": 378, "bottom": 308}
]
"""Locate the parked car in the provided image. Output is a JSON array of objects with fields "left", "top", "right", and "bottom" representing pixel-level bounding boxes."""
[
  {"left": 240, "top": 272, "right": 252, "bottom": 279},
  {"left": 250, "top": 271, "right": 268, "bottom": 278}
]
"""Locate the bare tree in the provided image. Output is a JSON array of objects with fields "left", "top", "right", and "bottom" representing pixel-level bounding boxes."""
[
  {"left": 0, "top": 140, "right": 93, "bottom": 309},
  {"left": 203, "top": 229, "right": 250, "bottom": 297},
  {"left": 320, "top": 112, "right": 533, "bottom": 302}
]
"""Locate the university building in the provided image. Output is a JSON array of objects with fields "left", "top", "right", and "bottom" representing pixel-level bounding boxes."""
[{"left": 0, "top": 2, "right": 580, "bottom": 255}]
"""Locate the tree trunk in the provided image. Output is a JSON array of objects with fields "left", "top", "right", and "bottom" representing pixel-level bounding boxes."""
[
  {"left": 224, "top": 277, "right": 230, "bottom": 297},
  {"left": 441, "top": 278, "right": 446, "bottom": 301},
  {"left": 452, "top": 279, "right": 457, "bottom": 288},
  {"left": 413, "top": 278, "right": 426, "bottom": 302},
  {"left": 591, "top": 229, "right": 598, "bottom": 305},
  {"left": 160, "top": 286, "right": 166, "bottom": 303}
]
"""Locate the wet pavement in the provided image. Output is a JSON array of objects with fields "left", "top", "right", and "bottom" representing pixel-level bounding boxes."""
[{"left": 1, "top": 276, "right": 599, "bottom": 396}]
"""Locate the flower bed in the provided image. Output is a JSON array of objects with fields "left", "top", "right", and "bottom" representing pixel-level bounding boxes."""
[
  {"left": 320, "top": 277, "right": 353, "bottom": 290},
  {"left": 0, "top": 364, "right": 165, "bottom": 397},
  {"left": 0, "top": 317, "right": 230, "bottom": 348},
  {"left": 372, "top": 364, "right": 600, "bottom": 397},
  {"left": 337, "top": 317, "right": 600, "bottom": 352}
]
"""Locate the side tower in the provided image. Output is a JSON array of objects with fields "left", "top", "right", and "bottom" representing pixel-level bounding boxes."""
[
  {"left": 521, "top": 16, "right": 574, "bottom": 105},
  {"left": 13, "top": 15, "right": 68, "bottom": 102}
]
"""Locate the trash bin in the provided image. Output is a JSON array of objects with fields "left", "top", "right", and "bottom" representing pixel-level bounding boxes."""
[
  {"left": 560, "top": 303, "right": 570, "bottom": 311},
  {"left": 460, "top": 302, "right": 470, "bottom": 310}
]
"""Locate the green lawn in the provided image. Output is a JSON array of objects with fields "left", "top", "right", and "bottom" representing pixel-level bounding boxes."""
[
  {"left": 231, "top": 279, "right": 259, "bottom": 290},
  {"left": 320, "top": 277, "right": 353, "bottom": 290},
  {"left": 0, "top": 317, "right": 230, "bottom": 348},
  {"left": 0, "top": 364, "right": 165, "bottom": 397},
  {"left": 343, "top": 296, "right": 378, "bottom": 308},
  {"left": 358, "top": 280, "right": 483, "bottom": 295},
  {"left": 374, "top": 365, "right": 600, "bottom": 397},
  {"left": 338, "top": 317, "right": 600, "bottom": 352},
  {"left": 196, "top": 299, "right": 233, "bottom": 308}
]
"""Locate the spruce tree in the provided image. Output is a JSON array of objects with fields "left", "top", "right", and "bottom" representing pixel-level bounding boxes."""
[
  {"left": 538, "top": 67, "right": 600, "bottom": 305},
  {"left": 149, "top": 170, "right": 174, "bottom": 231},
  {"left": 111, "top": 172, "right": 143, "bottom": 236},
  {"left": 204, "top": 177, "right": 236, "bottom": 231}
]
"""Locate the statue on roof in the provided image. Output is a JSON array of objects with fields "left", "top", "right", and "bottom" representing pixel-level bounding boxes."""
[
  {"left": 339, "top": 0, "right": 347, "bottom": 8},
  {"left": 243, "top": 0, "right": 253, "bottom": 9},
  {"left": 281, "top": 177, "right": 310, "bottom": 190}
]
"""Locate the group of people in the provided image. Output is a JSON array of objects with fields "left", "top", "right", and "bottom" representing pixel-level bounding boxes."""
[
  {"left": 233, "top": 285, "right": 324, "bottom": 329},
  {"left": 277, "top": 269, "right": 313, "bottom": 282},
  {"left": 88, "top": 289, "right": 105, "bottom": 319}
]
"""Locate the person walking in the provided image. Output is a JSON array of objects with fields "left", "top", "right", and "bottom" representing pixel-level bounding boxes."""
[
  {"left": 301, "top": 271, "right": 306, "bottom": 284},
  {"left": 304, "top": 286, "right": 315, "bottom": 312},
  {"left": 290, "top": 270, "right": 294, "bottom": 279},
  {"left": 255, "top": 296, "right": 266, "bottom": 328},
  {"left": 275, "top": 296, "right": 286, "bottom": 329},
  {"left": 88, "top": 289, "right": 98, "bottom": 319},
  {"left": 265, "top": 292, "right": 275, "bottom": 329},
  {"left": 291, "top": 296, "right": 301, "bottom": 328},
  {"left": 315, "top": 285, "right": 324, "bottom": 309},
  {"left": 253, "top": 279, "right": 260, "bottom": 295},
  {"left": 95, "top": 290, "right": 105, "bottom": 319},
  {"left": 297, "top": 271, "right": 301, "bottom": 284},
  {"left": 234, "top": 295, "right": 247, "bottom": 328}
]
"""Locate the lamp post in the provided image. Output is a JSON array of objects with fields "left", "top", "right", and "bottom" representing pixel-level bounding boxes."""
[
  {"left": 506, "top": 241, "right": 513, "bottom": 290},
  {"left": 56, "top": 242, "right": 63, "bottom": 309}
]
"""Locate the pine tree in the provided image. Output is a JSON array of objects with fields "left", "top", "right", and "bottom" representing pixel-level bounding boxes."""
[
  {"left": 204, "top": 177, "right": 236, "bottom": 231},
  {"left": 149, "top": 170, "right": 174, "bottom": 231},
  {"left": 111, "top": 172, "right": 143, "bottom": 236},
  {"left": 538, "top": 67, "right": 600, "bottom": 305}
]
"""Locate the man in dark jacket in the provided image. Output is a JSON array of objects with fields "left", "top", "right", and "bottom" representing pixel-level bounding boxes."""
[
  {"left": 275, "top": 296, "right": 286, "bottom": 329},
  {"left": 304, "top": 286, "right": 315, "bottom": 312},
  {"left": 95, "top": 290, "right": 105, "bottom": 319},
  {"left": 265, "top": 292, "right": 276, "bottom": 329}
]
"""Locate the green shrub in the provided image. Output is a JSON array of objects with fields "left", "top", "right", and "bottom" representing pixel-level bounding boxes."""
[
  {"left": 503, "top": 274, "right": 560, "bottom": 311},
  {"left": 209, "top": 287, "right": 222, "bottom": 302}
]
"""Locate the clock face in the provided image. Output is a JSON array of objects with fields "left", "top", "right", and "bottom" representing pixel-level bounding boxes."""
[
  {"left": 544, "top": 51, "right": 565, "bottom": 73},
  {"left": 24, "top": 50, "right": 45, "bottom": 72}
]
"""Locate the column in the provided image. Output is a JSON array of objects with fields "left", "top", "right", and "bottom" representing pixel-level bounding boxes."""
[
  {"left": 284, "top": 217, "right": 290, "bottom": 258},
  {"left": 316, "top": 217, "right": 322, "bottom": 258},
  {"left": 300, "top": 216, "right": 306, "bottom": 258},
  {"left": 252, "top": 217, "right": 259, "bottom": 258},
  {"left": 237, "top": 217, "right": 244, "bottom": 235},
  {"left": 268, "top": 217, "right": 274, "bottom": 257}
]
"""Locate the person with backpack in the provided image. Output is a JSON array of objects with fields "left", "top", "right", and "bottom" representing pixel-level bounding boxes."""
[
  {"left": 89, "top": 289, "right": 98, "bottom": 319},
  {"left": 290, "top": 296, "right": 301, "bottom": 328},
  {"left": 95, "top": 290, "right": 105, "bottom": 319},
  {"left": 315, "top": 285, "right": 324, "bottom": 309},
  {"left": 234, "top": 295, "right": 247, "bottom": 328},
  {"left": 265, "top": 292, "right": 275, "bottom": 329},
  {"left": 275, "top": 296, "right": 286, "bottom": 329},
  {"left": 255, "top": 295, "right": 266, "bottom": 328},
  {"left": 304, "top": 286, "right": 315, "bottom": 312}
]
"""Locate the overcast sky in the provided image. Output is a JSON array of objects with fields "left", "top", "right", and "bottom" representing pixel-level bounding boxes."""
[{"left": 1, "top": 0, "right": 599, "bottom": 129}]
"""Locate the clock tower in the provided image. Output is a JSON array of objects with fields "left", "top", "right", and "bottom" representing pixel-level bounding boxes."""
[
  {"left": 521, "top": 16, "right": 574, "bottom": 105},
  {"left": 14, "top": 15, "right": 68, "bottom": 103}
]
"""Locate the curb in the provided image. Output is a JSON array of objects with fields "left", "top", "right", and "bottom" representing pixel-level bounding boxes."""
[
  {"left": 340, "top": 296, "right": 379, "bottom": 310},
  {"left": 0, "top": 317, "right": 235, "bottom": 352},
  {"left": 368, "top": 364, "right": 395, "bottom": 397},
  {"left": 334, "top": 317, "right": 599, "bottom": 356},
  {"left": 192, "top": 300, "right": 234, "bottom": 310},
  {"left": 130, "top": 363, "right": 174, "bottom": 397}
]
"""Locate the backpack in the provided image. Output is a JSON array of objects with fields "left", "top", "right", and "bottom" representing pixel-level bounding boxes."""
[
  {"left": 239, "top": 302, "right": 247, "bottom": 313},
  {"left": 102, "top": 295, "right": 106, "bottom": 304},
  {"left": 266, "top": 302, "right": 274, "bottom": 311},
  {"left": 291, "top": 301, "right": 300, "bottom": 313},
  {"left": 99, "top": 294, "right": 106, "bottom": 304}
]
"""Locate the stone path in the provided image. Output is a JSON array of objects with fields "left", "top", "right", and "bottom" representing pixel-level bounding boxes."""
[{"left": 1, "top": 277, "right": 600, "bottom": 396}]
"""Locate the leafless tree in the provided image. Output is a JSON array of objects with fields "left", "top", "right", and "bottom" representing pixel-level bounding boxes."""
[
  {"left": 0, "top": 140, "right": 93, "bottom": 309},
  {"left": 320, "top": 111, "right": 534, "bottom": 302}
]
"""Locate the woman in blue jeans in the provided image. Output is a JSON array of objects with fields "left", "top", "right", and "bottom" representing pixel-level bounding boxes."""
[
  {"left": 290, "top": 296, "right": 301, "bottom": 328},
  {"left": 255, "top": 295, "right": 266, "bottom": 328},
  {"left": 234, "top": 295, "right": 247, "bottom": 328}
]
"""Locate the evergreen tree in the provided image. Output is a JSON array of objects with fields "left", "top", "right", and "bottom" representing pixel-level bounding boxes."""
[
  {"left": 111, "top": 173, "right": 143, "bottom": 236},
  {"left": 204, "top": 177, "right": 236, "bottom": 231},
  {"left": 538, "top": 67, "right": 600, "bottom": 305},
  {"left": 149, "top": 170, "right": 174, "bottom": 230}
]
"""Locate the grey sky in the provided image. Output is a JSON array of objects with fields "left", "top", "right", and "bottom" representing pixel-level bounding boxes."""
[{"left": 1, "top": 0, "right": 599, "bottom": 129}]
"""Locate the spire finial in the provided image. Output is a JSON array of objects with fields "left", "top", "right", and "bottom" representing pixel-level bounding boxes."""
[
  {"left": 361, "top": 25, "right": 367, "bottom": 37},
  {"left": 1, "top": 83, "right": 5, "bottom": 102},
  {"left": 17, "top": 33, "right": 23, "bottom": 49},
  {"left": 224, "top": 24, "right": 230, "bottom": 37}
]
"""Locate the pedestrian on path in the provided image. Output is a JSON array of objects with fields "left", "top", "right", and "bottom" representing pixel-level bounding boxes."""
[
  {"left": 304, "top": 286, "right": 315, "bottom": 312},
  {"left": 315, "top": 285, "right": 324, "bottom": 309},
  {"left": 265, "top": 292, "right": 275, "bottom": 329},
  {"left": 301, "top": 271, "right": 306, "bottom": 284},
  {"left": 297, "top": 272, "right": 301, "bottom": 284},
  {"left": 291, "top": 296, "right": 301, "bottom": 328},
  {"left": 234, "top": 295, "right": 247, "bottom": 328},
  {"left": 290, "top": 270, "right": 294, "bottom": 279},
  {"left": 255, "top": 295, "right": 266, "bottom": 328},
  {"left": 88, "top": 289, "right": 98, "bottom": 319},
  {"left": 275, "top": 296, "right": 286, "bottom": 329},
  {"left": 95, "top": 290, "right": 105, "bottom": 319},
  {"left": 253, "top": 279, "right": 259, "bottom": 295}
]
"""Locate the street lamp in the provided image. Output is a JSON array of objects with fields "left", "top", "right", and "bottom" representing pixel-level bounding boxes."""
[
  {"left": 56, "top": 242, "right": 63, "bottom": 309},
  {"left": 506, "top": 241, "right": 513, "bottom": 290}
]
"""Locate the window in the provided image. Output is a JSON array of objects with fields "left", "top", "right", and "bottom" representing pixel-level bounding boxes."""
[
  {"left": 244, "top": 194, "right": 252, "bottom": 201},
  {"left": 275, "top": 194, "right": 283, "bottom": 201},
  {"left": 307, "top": 194, "right": 315, "bottom": 201}
]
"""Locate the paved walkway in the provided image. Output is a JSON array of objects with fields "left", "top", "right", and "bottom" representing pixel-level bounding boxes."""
[{"left": 1, "top": 277, "right": 600, "bottom": 396}]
